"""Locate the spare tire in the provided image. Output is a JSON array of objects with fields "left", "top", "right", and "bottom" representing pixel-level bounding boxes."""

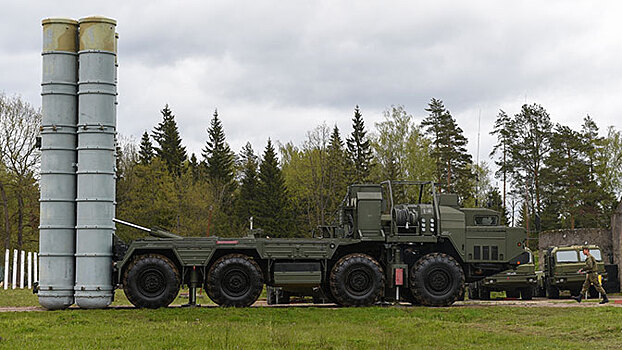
[{"left": 409, "top": 253, "right": 464, "bottom": 306}]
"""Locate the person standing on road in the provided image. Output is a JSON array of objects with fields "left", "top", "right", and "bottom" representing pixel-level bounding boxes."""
[{"left": 572, "top": 247, "right": 608, "bottom": 304}]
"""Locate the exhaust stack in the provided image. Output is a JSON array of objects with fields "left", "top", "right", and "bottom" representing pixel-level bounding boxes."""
[
  {"left": 74, "top": 16, "right": 117, "bottom": 309},
  {"left": 39, "top": 18, "right": 79, "bottom": 310}
]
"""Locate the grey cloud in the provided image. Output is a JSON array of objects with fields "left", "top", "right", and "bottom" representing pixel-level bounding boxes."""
[{"left": 1, "top": 0, "right": 621, "bottom": 162}]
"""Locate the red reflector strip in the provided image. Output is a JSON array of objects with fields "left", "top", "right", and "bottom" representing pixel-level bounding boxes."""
[
  {"left": 216, "top": 240, "right": 239, "bottom": 244},
  {"left": 395, "top": 268, "right": 403, "bottom": 286}
]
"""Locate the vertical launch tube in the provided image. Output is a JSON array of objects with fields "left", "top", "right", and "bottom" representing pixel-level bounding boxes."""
[
  {"left": 74, "top": 16, "right": 117, "bottom": 308},
  {"left": 39, "top": 18, "right": 78, "bottom": 309}
]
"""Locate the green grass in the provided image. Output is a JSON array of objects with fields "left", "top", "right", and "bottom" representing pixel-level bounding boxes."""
[
  {"left": 0, "top": 290, "right": 621, "bottom": 349},
  {"left": 0, "top": 287, "right": 215, "bottom": 308}
]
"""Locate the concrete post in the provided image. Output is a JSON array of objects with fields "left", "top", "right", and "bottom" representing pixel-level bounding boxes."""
[
  {"left": 39, "top": 17, "right": 79, "bottom": 309},
  {"left": 28, "top": 252, "right": 32, "bottom": 289},
  {"left": 3, "top": 249, "right": 8, "bottom": 290},
  {"left": 20, "top": 250, "right": 25, "bottom": 289},
  {"left": 12, "top": 249, "right": 17, "bottom": 289},
  {"left": 34, "top": 252, "right": 38, "bottom": 283},
  {"left": 74, "top": 16, "right": 117, "bottom": 308}
]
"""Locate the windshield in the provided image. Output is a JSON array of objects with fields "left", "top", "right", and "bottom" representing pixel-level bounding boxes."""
[
  {"left": 556, "top": 250, "right": 578, "bottom": 263},
  {"left": 580, "top": 249, "right": 602, "bottom": 262}
]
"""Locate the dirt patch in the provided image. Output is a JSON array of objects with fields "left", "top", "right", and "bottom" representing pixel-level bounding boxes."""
[{"left": 1, "top": 297, "right": 619, "bottom": 312}]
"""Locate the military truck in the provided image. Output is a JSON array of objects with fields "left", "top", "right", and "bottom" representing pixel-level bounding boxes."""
[
  {"left": 536, "top": 245, "right": 607, "bottom": 299},
  {"left": 467, "top": 248, "right": 536, "bottom": 300},
  {"left": 113, "top": 181, "right": 529, "bottom": 308}
]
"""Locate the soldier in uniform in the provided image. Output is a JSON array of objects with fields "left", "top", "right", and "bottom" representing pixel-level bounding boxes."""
[{"left": 572, "top": 246, "right": 608, "bottom": 304}]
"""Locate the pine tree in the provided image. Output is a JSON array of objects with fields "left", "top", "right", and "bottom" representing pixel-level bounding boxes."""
[
  {"left": 256, "top": 139, "right": 291, "bottom": 237},
  {"left": 346, "top": 105, "right": 373, "bottom": 183},
  {"left": 188, "top": 153, "right": 200, "bottom": 182},
  {"left": 541, "top": 118, "right": 614, "bottom": 229},
  {"left": 138, "top": 131, "right": 154, "bottom": 165},
  {"left": 152, "top": 104, "right": 187, "bottom": 176},
  {"left": 490, "top": 110, "right": 514, "bottom": 212},
  {"left": 326, "top": 125, "right": 348, "bottom": 222},
  {"left": 510, "top": 103, "right": 552, "bottom": 226},
  {"left": 235, "top": 142, "right": 260, "bottom": 229},
  {"left": 421, "top": 98, "right": 473, "bottom": 200},
  {"left": 202, "top": 109, "right": 236, "bottom": 191},
  {"left": 486, "top": 187, "right": 508, "bottom": 225}
]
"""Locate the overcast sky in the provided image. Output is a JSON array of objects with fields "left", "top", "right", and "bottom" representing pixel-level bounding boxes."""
[{"left": 2, "top": 1, "right": 621, "bottom": 174}]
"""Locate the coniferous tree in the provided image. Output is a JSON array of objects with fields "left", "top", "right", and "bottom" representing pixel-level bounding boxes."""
[
  {"left": 326, "top": 125, "right": 348, "bottom": 221},
  {"left": 202, "top": 109, "right": 236, "bottom": 191},
  {"left": 346, "top": 105, "right": 373, "bottom": 183},
  {"left": 509, "top": 103, "right": 552, "bottom": 229},
  {"left": 138, "top": 131, "right": 154, "bottom": 165},
  {"left": 540, "top": 117, "right": 615, "bottom": 229},
  {"left": 256, "top": 139, "right": 291, "bottom": 236},
  {"left": 490, "top": 110, "right": 514, "bottom": 212},
  {"left": 486, "top": 187, "right": 508, "bottom": 225},
  {"left": 235, "top": 142, "right": 259, "bottom": 229},
  {"left": 188, "top": 153, "right": 200, "bottom": 182},
  {"left": 421, "top": 98, "right": 473, "bottom": 200},
  {"left": 152, "top": 104, "right": 187, "bottom": 176}
]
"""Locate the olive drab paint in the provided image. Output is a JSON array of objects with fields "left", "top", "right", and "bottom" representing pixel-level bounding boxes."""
[
  {"left": 74, "top": 16, "right": 117, "bottom": 309},
  {"left": 39, "top": 18, "right": 79, "bottom": 310},
  {"left": 116, "top": 182, "right": 530, "bottom": 308}
]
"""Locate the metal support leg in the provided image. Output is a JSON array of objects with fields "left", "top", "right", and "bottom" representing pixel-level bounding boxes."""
[{"left": 182, "top": 267, "right": 200, "bottom": 307}]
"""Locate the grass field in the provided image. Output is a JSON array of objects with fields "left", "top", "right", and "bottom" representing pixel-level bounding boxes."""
[{"left": 0, "top": 290, "right": 621, "bottom": 349}]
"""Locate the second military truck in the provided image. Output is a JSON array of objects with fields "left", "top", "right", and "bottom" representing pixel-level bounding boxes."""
[
  {"left": 468, "top": 248, "right": 536, "bottom": 300},
  {"left": 113, "top": 181, "right": 529, "bottom": 308},
  {"left": 536, "top": 245, "right": 607, "bottom": 299}
]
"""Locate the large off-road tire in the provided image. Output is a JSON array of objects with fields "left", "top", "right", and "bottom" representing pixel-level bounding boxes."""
[
  {"left": 546, "top": 284, "right": 560, "bottom": 299},
  {"left": 505, "top": 290, "right": 520, "bottom": 299},
  {"left": 123, "top": 254, "right": 181, "bottom": 309},
  {"left": 206, "top": 254, "right": 263, "bottom": 307},
  {"left": 410, "top": 253, "right": 465, "bottom": 307},
  {"left": 520, "top": 287, "right": 533, "bottom": 300},
  {"left": 329, "top": 253, "right": 384, "bottom": 306}
]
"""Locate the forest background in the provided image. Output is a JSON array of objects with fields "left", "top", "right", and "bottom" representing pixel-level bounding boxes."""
[{"left": 1, "top": 93, "right": 621, "bottom": 253}]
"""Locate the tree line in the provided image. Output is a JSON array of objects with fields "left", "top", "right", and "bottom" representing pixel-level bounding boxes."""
[
  {"left": 0, "top": 93, "right": 620, "bottom": 249},
  {"left": 489, "top": 104, "right": 622, "bottom": 237}
]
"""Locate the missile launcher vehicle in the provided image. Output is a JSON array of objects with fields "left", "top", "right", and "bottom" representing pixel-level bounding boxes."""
[{"left": 113, "top": 181, "right": 528, "bottom": 308}]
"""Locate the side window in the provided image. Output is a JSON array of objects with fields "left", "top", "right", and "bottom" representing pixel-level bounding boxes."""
[{"left": 474, "top": 215, "right": 499, "bottom": 226}]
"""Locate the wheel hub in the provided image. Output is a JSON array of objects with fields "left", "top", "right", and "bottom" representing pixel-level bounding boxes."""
[
  {"left": 223, "top": 268, "right": 250, "bottom": 297},
  {"left": 427, "top": 268, "right": 451, "bottom": 294},
  {"left": 138, "top": 268, "right": 165, "bottom": 297},
  {"left": 347, "top": 269, "right": 372, "bottom": 295}
]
